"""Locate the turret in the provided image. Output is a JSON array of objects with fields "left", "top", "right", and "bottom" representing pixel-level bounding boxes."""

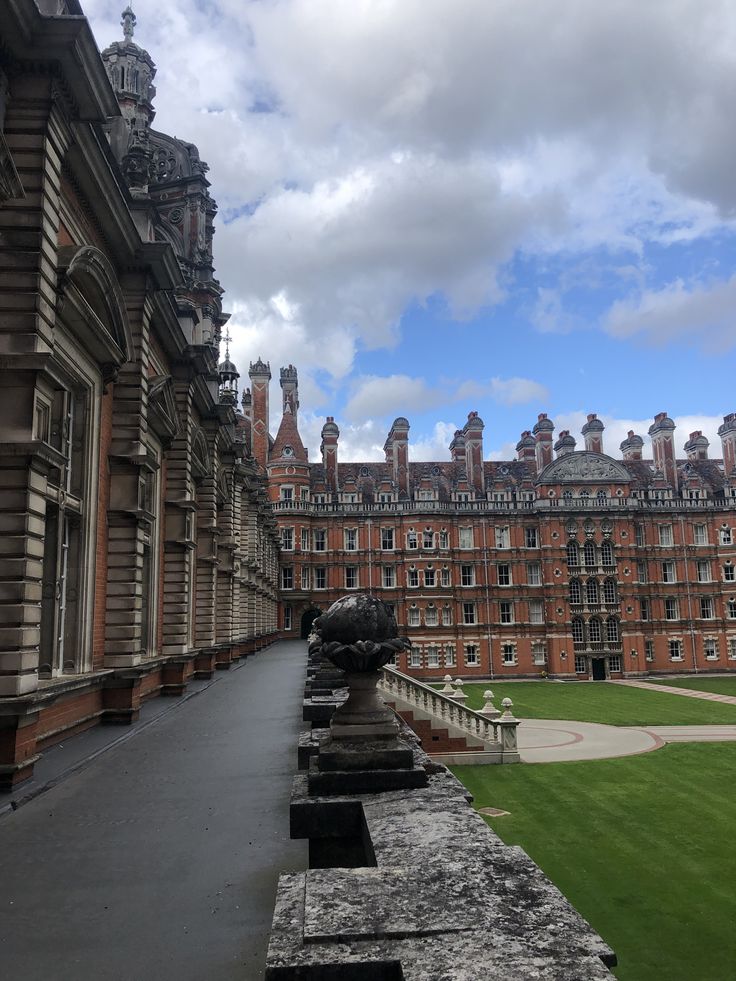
[
  {"left": 321, "top": 417, "right": 340, "bottom": 496},
  {"left": 249, "top": 358, "right": 271, "bottom": 469},
  {"left": 217, "top": 328, "right": 239, "bottom": 406},
  {"left": 533, "top": 413, "right": 555, "bottom": 472},
  {"left": 719, "top": 413, "right": 736, "bottom": 475},
  {"left": 280, "top": 364, "right": 299, "bottom": 420},
  {"left": 648, "top": 412, "right": 678, "bottom": 490},
  {"left": 516, "top": 430, "right": 536, "bottom": 464},
  {"left": 684, "top": 431, "right": 709, "bottom": 461},
  {"left": 582, "top": 413, "right": 605, "bottom": 454},
  {"left": 463, "top": 411, "right": 485, "bottom": 493},
  {"left": 554, "top": 430, "right": 576, "bottom": 457},
  {"left": 449, "top": 429, "right": 466, "bottom": 464},
  {"left": 620, "top": 430, "right": 644, "bottom": 461},
  {"left": 384, "top": 417, "right": 410, "bottom": 497}
]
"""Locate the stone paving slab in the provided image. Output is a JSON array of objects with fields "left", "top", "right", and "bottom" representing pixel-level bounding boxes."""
[
  {"left": 517, "top": 719, "right": 662, "bottom": 763},
  {"left": 610, "top": 678, "right": 736, "bottom": 704}
]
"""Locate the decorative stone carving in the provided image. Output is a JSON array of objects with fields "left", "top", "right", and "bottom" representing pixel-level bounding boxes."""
[{"left": 537, "top": 451, "right": 631, "bottom": 484}]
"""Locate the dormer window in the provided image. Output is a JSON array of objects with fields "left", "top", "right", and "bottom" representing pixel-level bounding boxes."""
[{"left": 282, "top": 445, "right": 294, "bottom": 457}]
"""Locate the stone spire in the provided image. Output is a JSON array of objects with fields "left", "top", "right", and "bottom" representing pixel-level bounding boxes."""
[{"left": 122, "top": 5, "right": 136, "bottom": 40}]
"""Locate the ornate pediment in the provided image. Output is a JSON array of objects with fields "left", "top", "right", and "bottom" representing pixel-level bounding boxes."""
[
  {"left": 147, "top": 375, "right": 180, "bottom": 445},
  {"left": 536, "top": 452, "right": 631, "bottom": 484}
]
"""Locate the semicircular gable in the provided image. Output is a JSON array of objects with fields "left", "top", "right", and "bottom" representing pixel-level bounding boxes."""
[
  {"left": 57, "top": 245, "right": 134, "bottom": 367},
  {"left": 536, "top": 451, "right": 631, "bottom": 484},
  {"left": 191, "top": 427, "right": 211, "bottom": 481}
]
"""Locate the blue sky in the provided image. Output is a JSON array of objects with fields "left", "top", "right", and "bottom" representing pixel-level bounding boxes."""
[{"left": 85, "top": 0, "right": 736, "bottom": 461}]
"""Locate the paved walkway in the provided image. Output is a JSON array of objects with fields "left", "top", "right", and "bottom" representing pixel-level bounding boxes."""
[
  {"left": 610, "top": 677, "right": 736, "bottom": 705},
  {"left": 0, "top": 640, "right": 307, "bottom": 981}
]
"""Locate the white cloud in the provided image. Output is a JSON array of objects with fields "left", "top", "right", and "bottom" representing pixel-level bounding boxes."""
[
  {"left": 604, "top": 276, "right": 736, "bottom": 353},
  {"left": 489, "top": 376, "right": 550, "bottom": 407},
  {"left": 343, "top": 375, "right": 443, "bottom": 423},
  {"left": 545, "top": 411, "right": 725, "bottom": 460}
]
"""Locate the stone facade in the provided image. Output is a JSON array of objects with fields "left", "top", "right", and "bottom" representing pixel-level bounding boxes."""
[
  {"left": 258, "top": 367, "right": 736, "bottom": 682},
  {"left": 0, "top": 2, "right": 278, "bottom": 789}
]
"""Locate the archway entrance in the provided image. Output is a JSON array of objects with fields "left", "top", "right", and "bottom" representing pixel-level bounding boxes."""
[
  {"left": 300, "top": 608, "right": 321, "bottom": 639},
  {"left": 591, "top": 658, "right": 606, "bottom": 681}
]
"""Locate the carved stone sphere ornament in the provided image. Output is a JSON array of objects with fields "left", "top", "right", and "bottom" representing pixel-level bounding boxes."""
[{"left": 316, "top": 594, "right": 408, "bottom": 672}]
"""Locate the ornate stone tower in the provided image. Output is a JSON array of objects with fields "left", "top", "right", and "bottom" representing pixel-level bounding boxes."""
[
  {"left": 384, "top": 417, "right": 410, "bottom": 497},
  {"left": 463, "top": 411, "right": 485, "bottom": 494},
  {"left": 582, "top": 413, "right": 605, "bottom": 454},
  {"left": 533, "top": 413, "right": 555, "bottom": 472},
  {"left": 280, "top": 365, "right": 299, "bottom": 420}
]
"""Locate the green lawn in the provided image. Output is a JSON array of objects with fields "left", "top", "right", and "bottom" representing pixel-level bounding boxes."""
[
  {"left": 437, "top": 680, "right": 736, "bottom": 726},
  {"left": 452, "top": 744, "right": 736, "bottom": 981},
  {"left": 648, "top": 676, "right": 736, "bottom": 697}
]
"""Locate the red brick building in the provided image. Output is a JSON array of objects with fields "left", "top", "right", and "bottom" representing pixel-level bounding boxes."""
[{"left": 251, "top": 364, "right": 736, "bottom": 682}]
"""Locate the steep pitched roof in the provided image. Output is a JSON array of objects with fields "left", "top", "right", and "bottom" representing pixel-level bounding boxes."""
[{"left": 269, "top": 405, "right": 308, "bottom": 462}]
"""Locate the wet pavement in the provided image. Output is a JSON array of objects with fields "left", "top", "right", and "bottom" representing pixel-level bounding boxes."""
[{"left": 0, "top": 640, "right": 308, "bottom": 981}]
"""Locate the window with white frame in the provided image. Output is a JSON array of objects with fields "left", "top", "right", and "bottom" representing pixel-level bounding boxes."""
[
  {"left": 424, "top": 567, "right": 436, "bottom": 587},
  {"left": 459, "top": 527, "right": 473, "bottom": 549},
  {"left": 301, "top": 528, "right": 310, "bottom": 551},
  {"left": 532, "top": 641, "right": 546, "bottom": 665},
  {"left": 607, "top": 618, "right": 619, "bottom": 643},
  {"left": 301, "top": 567, "right": 310, "bottom": 590},
  {"left": 427, "top": 646, "right": 440, "bottom": 668},
  {"left": 586, "top": 578, "right": 600, "bottom": 605},
  {"left": 601, "top": 541, "right": 614, "bottom": 567},
  {"left": 499, "top": 601, "right": 514, "bottom": 624},
  {"left": 640, "top": 597, "right": 650, "bottom": 621},
  {"left": 665, "top": 597, "right": 679, "bottom": 620},
  {"left": 409, "top": 647, "right": 422, "bottom": 668},
  {"left": 423, "top": 529, "right": 434, "bottom": 548},
  {"left": 567, "top": 541, "right": 580, "bottom": 567},
  {"left": 696, "top": 560, "right": 711, "bottom": 583},
  {"left": 704, "top": 638, "right": 718, "bottom": 660},
  {"left": 603, "top": 578, "right": 617, "bottom": 604},
  {"left": 344, "top": 528, "right": 357, "bottom": 551},
  {"left": 569, "top": 578, "right": 582, "bottom": 604},
  {"left": 381, "top": 527, "right": 395, "bottom": 550},
  {"left": 442, "top": 605, "right": 452, "bottom": 626},
  {"left": 313, "top": 529, "right": 327, "bottom": 551},
  {"left": 445, "top": 645, "right": 456, "bottom": 667},
  {"left": 693, "top": 523, "right": 708, "bottom": 545},
  {"left": 720, "top": 526, "right": 732, "bottom": 545},
  {"left": 495, "top": 526, "right": 510, "bottom": 549},
  {"left": 661, "top": 561, "right": 676, "bottom": 583},
  {"left": 527, "top": 562, "right": 542, "bottom": 585},
  {"left": 281, "top": 566, "right": 293, "bottom": 590},
  {"left": 609, "top": 654, "right": 622, "bottom": 672},
  {"left": 658, "top": 524, "right": 674, "bottom": 547},
  {"left": 525, "top": 527, "right": 539, "bottom": 548},
  {"left": 635, "top": 524, "right": 645, "bottom": 547},
  {"left": 637, "top": 560, "right": 648, "bottom": 583},
  {"left": 408, "top": 604, "right": 420, "bottom": 626},
  {"left": 280, "top": 486, "right": 293, "bottom": 502},
  {"left": 378, "top": 492, "right": 393, "bottom": 503},
  {"left": 283, "top": 606, "right": 292, "bottom": 630},
  {"left": 314, "top": 567, "right": 326, "bottom": 589},
  {"left": 700, "top": 596, "right": 714, "bottom": 619},
  {"left": 574, "top": 654, "right": 587, "bottom": 673},
  {"left": 461, "top": 564, "right": 475, "bottom": 586},
  {"left": 406, "top": 529, "right": 418, "bottom": 549},
  {"left": 300, "top": 487, "right": 310, "bottom": 501},
  {"left": 441, "top": 566, "right": 451, "bottom": 587},
  {"left": 728, "top": 637, "right": 736, "bottom": 660},
  {"left": 645, "top": 639, "right": 654, "bottom": 661},
  {"left": 281, "top": 527, "right": 294, "bottom": 550},
  {"left": 407, "top": 567, "right": 419, "bottom": 588},
  {"left": 724, "top": 563, "right": 735, "bottom": 582},
  {"left": 382, "top": 565, "right": 396, "bottom": 588},
  {"left": 669, "top": 638, "right": 683, "bottom": 660},
  {"left": 584, "top": 540, "right": 597, "bottom": 567},
  {"left": 497, "top": 563, "right": 511, "bottom": 586},
  {"left": 345, "top": 567, "right": 358, "bottom": 589},
  {"left": 464, "top": 644, "right": 479, "bottom": 666},
  {"left": 439, "top": 529, "right": 449, "bottom": 549},
  {"left": 425, "top": 604, "right": 438, "bottom": 626},
  {"left": 529, "top": 599, "right": 544, "bottom": 624},
  {"left": 588, "top": 617, "right": 602, "bottom": 643},
  {"left": 463, "top": 602, "right": 477, "bottom": 624},
  {"left": 502, "top": 642, "right": 516, "bottom": 665},
  {"left": 728, "top": 599, "right": 736, "bottom": 619},
  {"left": 572, "top": 618, "right": 584, "bottom": 644}
]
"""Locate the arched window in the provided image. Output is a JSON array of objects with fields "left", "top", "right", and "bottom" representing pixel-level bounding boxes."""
[
  {"left": 132, "top": 69, "right": 139, "bottom": 93},
  {"left": 601, "top": 541, "right": 614, "bottom": 567},
  {"left": 579, "top": 490, "right": 589, "bottom": 501},
  {"left": 569, "top": 578, "right": 582, "bottom": 604},
  {"left": 586, "top": 578, "right": 600, "bottom": 605},
  {"left": 563, "top": 489, "right": 573, "bottom": 502},
  {"left": 588, "top": 617, "right": 602, "bottom": 643},
  {"left": 584, "top": 540, "right": 597, "bottom": 567},
  {"left": 572, "top": 617, "right": 584, "bottom": 644},
  {"left": 566, "top": 541, "right": 579, "bottom": 567},
  {"left": 607, "top": 618, "right": 619, "bottom": 643},
  {"left": 603, "top": 578, "right": 617, "bottom": 604},
  {"left": 597, "top": 489, "right": 608, "bottom": 501}
]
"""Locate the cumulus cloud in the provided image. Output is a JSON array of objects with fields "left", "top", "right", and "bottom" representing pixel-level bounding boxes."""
[
  {"left": 603, "top": 276, "right": 736, "bottom": 353},
  {"left": 489, "top": 377, "right": 549, "bottom": 407},
  {"left": 85, "top": 0, "right": 736, "bottom": 367},
  {"left": 545, "top": 411, "right": 725, "bottom": 460}
]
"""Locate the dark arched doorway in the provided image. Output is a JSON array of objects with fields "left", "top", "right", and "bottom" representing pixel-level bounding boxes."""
[{"left": 300, "top": 607, "right": 322, "bottom": 639}]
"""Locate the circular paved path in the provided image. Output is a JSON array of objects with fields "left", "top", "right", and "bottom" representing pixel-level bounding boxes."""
[{"left": 515, "top": 719, "right": 736, "bottom": 763}]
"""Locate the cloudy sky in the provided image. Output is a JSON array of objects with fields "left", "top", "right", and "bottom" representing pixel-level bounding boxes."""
[{"left": 86, "top": 0, "right": 734, "bottom": 461}]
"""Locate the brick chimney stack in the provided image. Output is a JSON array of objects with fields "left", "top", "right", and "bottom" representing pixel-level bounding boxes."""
[
  {"left": 684, "top": 431, "right": 709, "bottom": 461},
  {"left": 384, "top": 417, "right": 410, "bottom": 496},
  {"left": 449, "top": 429, "right": 466, "bottom": 464},
  {"left": 582, "top": 413, "right": 605, "bottom": 454},
  {"left": 620, "top": 430, "right": 644, "bottom": 461},
  {"left": 516, "top": 430, "right": 536, "bottom": 463},
  {"left": 463, "top": 411, "right": 485, "bottom": 493},
  {"left": 321, "top": 417, "right": 340, "bottom": 496},
  {"left": 718, "top": 413, "right": 736, "bottom": 474},
  {"left": 280, "top": 364, "right": 299, "bottom": 420},
  {"left": 554, "top": 430, "right": 576, "bottom": 457},
  {"left": 241, "top": 387, "right": 252, "bottom": 456},
  {"left": 533, "top": 413, "right": 555, "bottom": 472},
  {"left": 648, "top": 412, "right": 678, "bottom": 490},
  {"left": 248, "top": 358, "right": 271, "bottom": 469}
]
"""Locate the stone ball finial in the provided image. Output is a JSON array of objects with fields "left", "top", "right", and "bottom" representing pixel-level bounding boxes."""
[{"left": 318, "top": 594, "right": 398, "bottom": 645}]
